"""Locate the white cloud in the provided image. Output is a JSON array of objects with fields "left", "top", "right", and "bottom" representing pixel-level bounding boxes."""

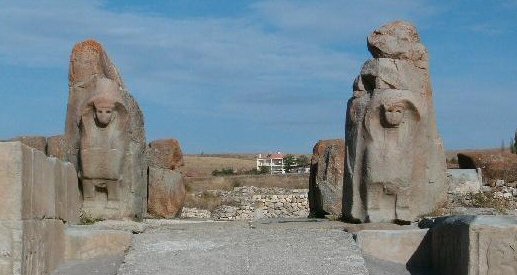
[{"left": 0, "top": 0, "right": 443, "bottom": 151}]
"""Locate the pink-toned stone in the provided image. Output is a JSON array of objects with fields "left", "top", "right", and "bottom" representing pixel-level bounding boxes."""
[
  {"left": 148, "top": 167, "right": 186, "bottom": 218},
  {"left": 47, "top": 135, "right": 66, "bottom": 160},
  {"left": 148, "top": 139, "right": 184, "bottom": 170}
]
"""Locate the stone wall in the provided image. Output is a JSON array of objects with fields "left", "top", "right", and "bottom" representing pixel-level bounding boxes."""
[
  {"left": 0, "top": 142, "right": 81, "bottom": 275},
  {"left": 183, "top": 186, "right": 309, "bottom": 220}
]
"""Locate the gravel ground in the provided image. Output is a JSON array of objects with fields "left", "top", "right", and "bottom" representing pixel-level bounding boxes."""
[{"left": 117, "top": 219, "right": 369, "bottom": 275}]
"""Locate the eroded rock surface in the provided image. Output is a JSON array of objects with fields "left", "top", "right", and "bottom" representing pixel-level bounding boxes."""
[
  {"left": 64, "top": 40, "right": 147, "bottom": 221},
  {"left": 148, "top": 139, "right": 184, "bottom": 170},
  {"left": 344, "top": 21, "right": 447, "bottom": 223},
  {"left": 308, "top": 139, "right": 345, "bottom": 217},
  {"left": 147, "top": 167, "right": 186, "bottom": 218}
]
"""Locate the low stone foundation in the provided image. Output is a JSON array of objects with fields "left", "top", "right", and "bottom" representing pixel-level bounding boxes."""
[{"left": 184, "top": 186, "right": 309, "bottom": 220}]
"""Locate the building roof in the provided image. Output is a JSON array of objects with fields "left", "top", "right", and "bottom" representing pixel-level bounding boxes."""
[{"left": 257, "top": 152, "right": 284, "bottom": 160}]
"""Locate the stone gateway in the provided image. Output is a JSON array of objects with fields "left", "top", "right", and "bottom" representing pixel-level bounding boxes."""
[{"left": 343, "top": 21, "right": 447, "bottom": 223}]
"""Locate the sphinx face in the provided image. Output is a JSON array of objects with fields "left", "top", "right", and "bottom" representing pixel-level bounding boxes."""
[
  {"left": 382, "top": 103, "right": 404, "bottom": 128},
  {"left": 94, "top": 106, "right": 114, "bottom": 127},
  {"left": 363, "top": 89, "right": 423, "bottom": 186}
]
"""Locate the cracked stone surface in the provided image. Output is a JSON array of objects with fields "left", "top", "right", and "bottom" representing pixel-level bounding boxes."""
[{"left": 117, "top": 219, "right": 369, "bottom": 275}]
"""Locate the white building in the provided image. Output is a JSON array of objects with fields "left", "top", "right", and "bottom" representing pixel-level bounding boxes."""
[{"left": 256, "top": 152, "right": 285, "bottom": 174}]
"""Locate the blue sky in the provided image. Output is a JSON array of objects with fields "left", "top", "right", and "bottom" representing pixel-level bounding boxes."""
[{"left": 1, "top": 0, "right": 516, "bottom": 153}]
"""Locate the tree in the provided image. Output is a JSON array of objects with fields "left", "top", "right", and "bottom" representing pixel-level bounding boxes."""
[
  {"left": 283, "top": 154, "right": 297, "bottom": 173},
  {"left": 296, "top": 155, "right": 310, "bottom": 167},
  {"left": 259, "top": 166, "right": 270, "bottom": 174},
  {"left": 512, "top": 129, "right": 517, "bottom": 154}
]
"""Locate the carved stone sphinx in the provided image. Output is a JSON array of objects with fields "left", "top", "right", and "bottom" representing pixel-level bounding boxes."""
[
  {"left": 65, "top": 40, "right": 147, "bottom": 220},
  {"left": 343, "top": 21, "right": 447, "bottom": 223},
  {"left": 79, "top": 78, "right": 128, "bottom": 203}
]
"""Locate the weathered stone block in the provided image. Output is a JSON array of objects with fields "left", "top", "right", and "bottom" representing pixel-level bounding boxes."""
[
  {"left": 64, "top": 227, "right": 132, "bottom": 260},
  {"left": 148, "top": 139, "right": 184, "bottom": 170},
  {"left": 47, "top": 135, "right": 65, "bottom": 160},
  {"left": 0, "top": 219, "right": 65, "bottom": 275},
  {"left": 308, "top": 139, "right": 345, "bottom": 217},
  {"left": 32, "top": 150, "right": 57, "bottom": 219},
  {"left": 0, "top": 142, "right": 31, "bottom": 221},
  {"left": 431, "top": 215, "right": 517, "bottom": 275},
  {"left": 7, "top": 136, "right": 47, "bottom": 154},
  {"left": 0, "top": 221, "right": 23, "bottom": 275},
  {"left": 354, "top": 229, "right": 430, "bottom": 267},
  {"left": 65, "top": 162, "right": 81, "bottom": 224},
  {"left": 22, "top": 219, "right": 65, "bottom": 274},
  {"left": 447, "top": 169, "right": 482, "bottom": 194},
  {"left": 148, "top": 167, "right": 186, "bottom": 218}
]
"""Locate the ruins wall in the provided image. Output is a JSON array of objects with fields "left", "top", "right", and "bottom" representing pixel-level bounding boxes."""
[{"left": 0, "top": 142, "right": 81, "bottom": 275}]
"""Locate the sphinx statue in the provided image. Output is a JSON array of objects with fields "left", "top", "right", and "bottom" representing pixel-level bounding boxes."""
[
  {"left": 65, "top": 40, "right": 147, "bottom": 220},
  {"left": 343, "top": 21, "right": 447, "bottom": 223},
  {"left": 79, "top": 78, "right": 129, "bottom": 203}
]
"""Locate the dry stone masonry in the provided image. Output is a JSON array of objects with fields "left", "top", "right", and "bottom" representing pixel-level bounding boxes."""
[
  {"left": 309, "top": 139, "right": 345, "bottom": 218},
  {"left": 64, "top": 40, "right": 147, "bottom": 221},
  {"left": 344, "top": 21, "right": 447, "bottom": 223},
  {"left": 192, "top": 187, "right": 309, "bottom": 220}
]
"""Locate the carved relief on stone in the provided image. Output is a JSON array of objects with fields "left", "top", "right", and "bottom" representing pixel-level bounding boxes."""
[
  {"left": 65, "top": 40, "right": 147, "bottom": 220},
  {"left": 343, "top": 21, "right": 447, "bottom": 223},
  {"left": 78, "top": 77, "right": 129, "bottom": 203}
]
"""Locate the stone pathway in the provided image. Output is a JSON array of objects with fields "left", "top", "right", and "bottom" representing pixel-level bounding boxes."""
[{"left": 117, "top": 219, "right": 369, "bottom": 275}]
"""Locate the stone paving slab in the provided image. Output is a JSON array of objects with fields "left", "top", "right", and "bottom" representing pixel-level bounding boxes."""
[{"left": 118, "top": 219, "right": 369, "bottom": 275}]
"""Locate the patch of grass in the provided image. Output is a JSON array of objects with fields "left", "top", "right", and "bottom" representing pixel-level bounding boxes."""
[
  {"left": 469, "top": 192, "right": 511, "bottom": 214},
  {"left": 80, "top": 211, "right": 104, "bottom": 225},
  {"left": 184, "top": 191, "right": 223, "bottom": 211}
]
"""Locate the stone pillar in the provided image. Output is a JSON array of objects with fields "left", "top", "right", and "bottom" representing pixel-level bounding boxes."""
[
  {"left": 308, "top": 139, "right": 345, "bottom": 218},
  {"left": 64, "top": 40, "right": 147, "bottom": 221},
  {"left": 344, "top": 21, "right": 447, "bottom": 223}
]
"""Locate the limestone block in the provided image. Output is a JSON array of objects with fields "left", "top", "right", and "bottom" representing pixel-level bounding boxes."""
[
  {"left": 308, "top": 139, "right": 345, "bottom": 217},
  {"left": 47, "top": 135, "right": 65, "bottom": 160},
  {"left": 354, "top": 229, "right": 430, "bottom": 267},
  {"left": 0, "top": 220, "right": 65, "bottom": 275},
  {"left": 22, "top": 219, "right": 65, "bottom": 274},
  {"left": 0, "top": 221, "right": 23, "bottom": 275},
  {"left": 447, "top": 169, "right": 483, "bottom": 194},
  {"left": 148, "top": 167, "right": 186, "bottom": 218},
  {"left": 54, "top": 158, "right": 67, "bottom": 223},
  {"left": 148, "top": 139, "right": 184, "bottom": 170},
  {"left": 431, "top": 215, "right": 517, "bottom": 275},
  {"left": 64, "top": 162, "right": 81, "bottom": 224},
  {"left": 7, "top": 136, "right": 47, "bottom": 154},
  {"left": 0, "top": 142, "right": 31, "bottom": 221},
  {"left": 32, "top": 150, "right": 56, "bottom": 219},
  {"left": 64, "top": 227, "right": 132, "bottom": 260}
]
